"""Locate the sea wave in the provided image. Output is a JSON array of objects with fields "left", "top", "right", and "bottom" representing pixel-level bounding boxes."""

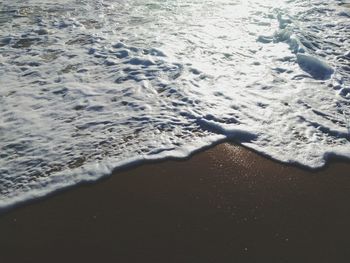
[{"left": 0, "top": 0, "right": 349, "bottom": 209}]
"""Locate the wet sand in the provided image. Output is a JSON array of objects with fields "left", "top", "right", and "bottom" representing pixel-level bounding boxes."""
[{"left": 0, "top": 143, "right": 350, "bottom": 263}]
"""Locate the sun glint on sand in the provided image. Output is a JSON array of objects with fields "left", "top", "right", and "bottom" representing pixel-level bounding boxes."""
[{"left": 0, "top": 143, "right": 349, "bottom": 263}]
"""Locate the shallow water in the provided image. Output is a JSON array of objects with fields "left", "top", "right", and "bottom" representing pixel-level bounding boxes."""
[{"left": 0, "top": 0, "right": 350, "bottom": 208}]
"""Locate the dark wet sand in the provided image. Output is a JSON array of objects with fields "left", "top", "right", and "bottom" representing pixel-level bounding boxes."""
[{"left": 0, "top": 143, "right": 350, "bottom": 263}]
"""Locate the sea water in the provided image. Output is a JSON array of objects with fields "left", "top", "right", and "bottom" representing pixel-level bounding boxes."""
[{"left": 0, "top": 0, "right": 349, "bottom": 208}]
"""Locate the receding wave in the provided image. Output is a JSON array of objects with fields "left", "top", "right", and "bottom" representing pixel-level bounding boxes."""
[{"left": 0, "top": 0, "right": 349, "bottom": 209}]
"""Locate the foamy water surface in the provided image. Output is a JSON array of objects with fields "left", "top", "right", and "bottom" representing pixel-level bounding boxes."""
[{"left": 1, "top": 0, "right": 350, "bottom": 208}]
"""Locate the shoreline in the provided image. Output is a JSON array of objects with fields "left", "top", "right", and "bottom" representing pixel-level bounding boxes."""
[
  {"left": 1, "top": 142, "right": 350, "bottom": 262},
  {"left": 1, "top": 138, "right": 347, "bottom": 214}
]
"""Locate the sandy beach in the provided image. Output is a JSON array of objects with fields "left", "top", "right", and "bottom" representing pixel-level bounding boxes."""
[{"left": 0, "top": 143, "right": 349, "bottom": 262}]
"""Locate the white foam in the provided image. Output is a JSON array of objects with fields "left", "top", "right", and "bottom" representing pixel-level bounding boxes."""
[{"left": 0, "top": 0, "right": 350, "bottom": 209}]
